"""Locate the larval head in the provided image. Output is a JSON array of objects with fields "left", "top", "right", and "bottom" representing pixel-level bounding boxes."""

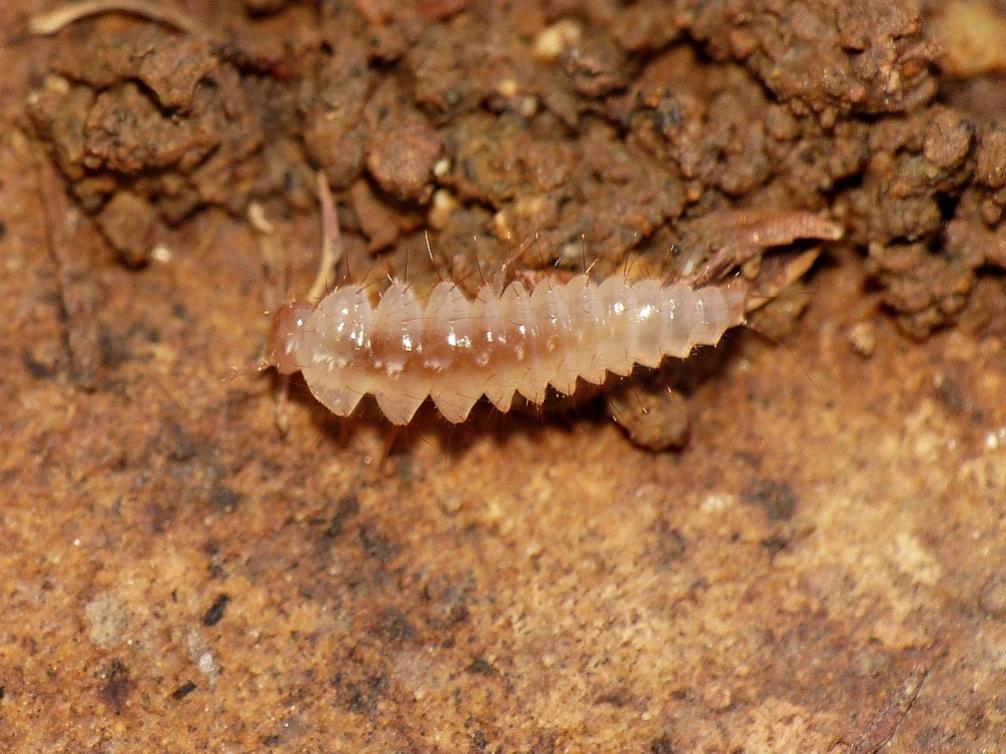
[{"left": 265, "top": 300, "right": 315, "bottom": 375}]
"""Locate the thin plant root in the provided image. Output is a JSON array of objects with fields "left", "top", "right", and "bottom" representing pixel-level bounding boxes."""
[
  {"left": 30, "top": 0, "right": 203, "bottom": 36},
  {"left": 306, "top": 172, "right": 343, "bottom": 305},
  {"left": 34, "top": 147, "right": 102, "bottom": 389},
  {"left": 848, "top": 663, "right": 929, "bottom": 754}
]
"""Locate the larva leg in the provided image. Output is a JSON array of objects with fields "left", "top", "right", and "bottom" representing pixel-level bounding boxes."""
[
  {"left": 378, "top": 424, "right": 402, "bottom": 471},
  {"left": 272, "top": 375, "right": 291, "bottom": 435}
]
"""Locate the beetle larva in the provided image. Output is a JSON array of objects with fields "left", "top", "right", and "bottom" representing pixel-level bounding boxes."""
[{"left": 265, "top": 275, "right": 748, "bottom": 425}]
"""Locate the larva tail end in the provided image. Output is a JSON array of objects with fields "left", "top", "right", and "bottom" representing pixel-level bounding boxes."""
[{"left": 266, "top": 300, "right": 315, "bottom": 375}]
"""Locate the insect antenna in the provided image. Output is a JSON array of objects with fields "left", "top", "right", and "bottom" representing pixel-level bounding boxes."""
[
  {"left": 737, "top": 282, "right": 824, "bottom": 399},
  {"left": 245, "top": 199, "right": 295, "bottom": 430},
  {"left": 747, "top": 321, "right": 822, "bottom": 398},
  {"left": 249, "top": 201, "right": 283, "bottom": 307},
  {"left": 221, "top": 354, "right": 271, "bottom": 386}
]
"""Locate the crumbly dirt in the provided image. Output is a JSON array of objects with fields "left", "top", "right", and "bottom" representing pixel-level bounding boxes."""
[{"left": 4, "top": 0, "right": 1006, "bottom": 751}]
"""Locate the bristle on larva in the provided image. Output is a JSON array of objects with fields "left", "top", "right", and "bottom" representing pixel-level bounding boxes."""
[{"left": 266, "top": 275, "right": 748, "bottom": 425}]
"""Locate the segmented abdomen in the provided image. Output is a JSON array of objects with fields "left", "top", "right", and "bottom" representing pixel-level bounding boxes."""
[{"left": 292, "top": 275, "right": 746, "bottom": 424}]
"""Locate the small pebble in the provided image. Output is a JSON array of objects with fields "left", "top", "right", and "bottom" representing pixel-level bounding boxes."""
[
  {"left": 533, "top": 20, "right": 582, "bottom": 62},
  {"left": 848, "top": 320, "right": 877, "bottom": 358}
]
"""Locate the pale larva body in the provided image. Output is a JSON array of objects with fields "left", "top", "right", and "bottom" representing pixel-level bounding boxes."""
[{"left": 267, "top": 275, "right": 747, "bottom": 425}]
